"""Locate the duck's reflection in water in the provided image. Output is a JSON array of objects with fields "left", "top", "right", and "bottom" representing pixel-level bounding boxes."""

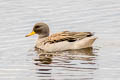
[
  {"left": 34, "top": 53, "right": 53, "bottom": 64},
  {"left": 33, "top": 47, "right": 98, "bottom": 80},
  {"left": 34, "top": 47, "right": 96, "bottom": 64}
]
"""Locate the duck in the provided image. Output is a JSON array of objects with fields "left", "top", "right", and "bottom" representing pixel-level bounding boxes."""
[{"left": 25, "top": 22, "right": 97, "bottom": 52}]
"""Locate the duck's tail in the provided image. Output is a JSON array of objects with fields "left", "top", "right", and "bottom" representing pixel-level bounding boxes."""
[{"left": 73, "top": 36, "right": 97, "bottom": 49}]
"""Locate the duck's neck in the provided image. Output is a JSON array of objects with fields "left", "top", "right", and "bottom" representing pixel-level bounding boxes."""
[
  {"left": 38, "top": 33, "right": 49, "bottom": 39},
  {"left": 36, "top": 36, "right": 47, "bottom": 48},
  {"left": 36, "top": 34, "right": 48, "bottom": 45}
]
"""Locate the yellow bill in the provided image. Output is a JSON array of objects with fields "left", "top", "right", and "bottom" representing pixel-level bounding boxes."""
[{"left": 25, "top": 31, "right": 36, "bottom": 37}]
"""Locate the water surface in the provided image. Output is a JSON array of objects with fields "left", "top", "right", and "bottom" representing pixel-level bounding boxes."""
[{"left": 0, "top": 0, "right": 120, "bottom": 80}]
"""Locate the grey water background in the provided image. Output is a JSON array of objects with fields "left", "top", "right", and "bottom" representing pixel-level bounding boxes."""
[{"left": 0, "top": 0, "right": 120, "bottom": 80}]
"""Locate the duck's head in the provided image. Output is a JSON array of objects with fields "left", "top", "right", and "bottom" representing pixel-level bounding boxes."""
[{"left": 25, "top": 22, "right": 50, "bottom": 38}]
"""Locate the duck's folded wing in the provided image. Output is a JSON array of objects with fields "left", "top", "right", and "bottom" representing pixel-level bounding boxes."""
[{"left": 45, "top": 31, "right": 94, "bottom": 44}]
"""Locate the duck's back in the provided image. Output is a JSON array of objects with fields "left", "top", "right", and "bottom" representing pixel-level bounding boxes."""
[{"left": 45, "top": 31, "right": 93, "bottom": 43}]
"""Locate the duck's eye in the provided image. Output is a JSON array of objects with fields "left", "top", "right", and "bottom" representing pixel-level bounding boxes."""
[{"left": 35, "top": 26, "right": 40, "bottom": 28}]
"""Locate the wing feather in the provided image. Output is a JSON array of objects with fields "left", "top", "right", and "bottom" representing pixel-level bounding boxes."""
[{"left": 44, "top": 31, "right": 93, "bottom": 44}]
